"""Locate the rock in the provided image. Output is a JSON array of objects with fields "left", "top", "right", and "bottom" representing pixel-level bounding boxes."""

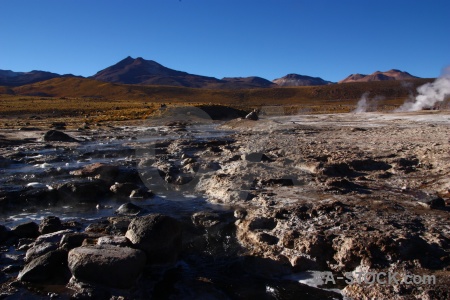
[
  {"left": 125, "top": 214, "right": 182, "bottom": 265},
  {"left": 50, "top": 122, "right": 67, "bottom": 130},
  {"left": 16, "top": 238, "right": 35, "bottom": 251},
  {"left": 19, "top": 127, "right": 41, "bottom": 131},
  {"left": 181, "top": 157, "right": 196, "bottom": 166},
  {"left": 129, "top": 189, "right": 153, "bottom": 199},
  {"left": 18, "top": 249, "right": 69, "bottom": 283},
  {"left": 68, "top": 245, "right": 146, "bottom": 288},
  {"left": 60, "top": 233, "right": 91, "bottom": 250},
  {"left": 107, "top": 217, "right": 132, "bottom": 234},
  {"left": 417, "top": 195, "right": 446, "bottom": 209},
  {"left": 18, "top": 187, "right": 59, "bottom": 207},
  {"left": 11, "top": 222, "right": 39, "bottom": 239},
  {"left": 39, "top": 216, "right": 63, "bottom": 234},
  {"left": 192, "top": 211, "right": 222, "bottom": 228},
  {"left": 191, "top": 211, "right": 234, "bottom": 229},
  {"left": 35, "top": 229, "right": 74, "bottom": 245},
  {"left": 234, "top": 209, "right": 247, "bottom": 220},
  {"left": 110, "top": 182, "right": 140, "bottom": 196},
  {"left": 85, "top": 221, "right": 110, "bottom": 234},
  {"left": 56, "top": 179, "right": 110, "bottom": 203},
  {"left": 43, "top": 130, "right": 78, "bottom": 142},
  {"left": 25, "top": 242, "right": 58, "bottom": 262},
  {"left": 0, "top": 225, "right": 10, "bottom": 243},
  {"left": 97, "top": 236, "right": 130, "bottom": 247},
  {"left": 115, "top": 202, "right": 144, "bottom": 216},
  {"left": 245, "top": 110, "right": 259, "bottom": 121},
  {"left": 70, "top": 163, "right": 120, "bottom": 182},
  {"left": 242, "top": 152, "right": 273, "bottom": 163}
]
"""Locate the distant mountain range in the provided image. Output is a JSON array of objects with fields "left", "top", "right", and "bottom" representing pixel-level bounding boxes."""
[
  {"left": 0, "top": 70, "right": 76, "bottom": 87},
  {"left": 0, "top": 57, "right": 422, "bottom": 88},
  {"left": 273, "top": 74, "right": 332, "bottom": 86},
  {"left": 338, "top": 69, "right": 418, "bottom": 83}
]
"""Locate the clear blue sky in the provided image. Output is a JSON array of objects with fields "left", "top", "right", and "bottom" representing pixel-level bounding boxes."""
[{"left": 1, "top": 0, "right": 449, "bottom": 82}]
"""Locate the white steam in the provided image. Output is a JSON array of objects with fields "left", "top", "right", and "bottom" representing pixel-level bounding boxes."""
[
  {"left": 353, "top": 92, "right": 383, "bottom": 113},
  {"left": 397, "top": 67, "right": 450, "bottom": 112},
  {"left": 354, "top": 92, "right": 370, "bottom": 113}
]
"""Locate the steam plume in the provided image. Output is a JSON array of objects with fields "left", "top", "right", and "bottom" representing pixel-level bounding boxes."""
[
  {"left": 397, "top": 67, "right": 450, "bottom": 112},
  {"left": 353, "top": 92, "right": 383, "bottom": 113},
  {"left": 354, "top": 92, "right": 370, "bottom": 113}
]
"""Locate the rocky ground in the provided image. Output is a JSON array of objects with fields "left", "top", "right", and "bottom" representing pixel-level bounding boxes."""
[{"left": 0, "top": 109, "right": 449, "bottom": 299}]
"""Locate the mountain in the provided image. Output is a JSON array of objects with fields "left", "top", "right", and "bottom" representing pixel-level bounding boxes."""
[
  {"left": 219, "top": 76, "right": 276, "bottom": 89},
  {"left": 0, "top": 70, "right": 75, "bottom": 87},
  {"left": 272, "top": 74, "right": 333, "bottom": 86},
  {"left": 91, "top": 56, "right": 223, "bottom": 88},
  {"left": 339, "top": 69, "right": 419, "bottom": 83}
]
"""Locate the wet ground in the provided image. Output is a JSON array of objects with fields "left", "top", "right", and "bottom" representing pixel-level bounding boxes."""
[{"left": 0, "top": 109, "right": 449, "bottom": 299}]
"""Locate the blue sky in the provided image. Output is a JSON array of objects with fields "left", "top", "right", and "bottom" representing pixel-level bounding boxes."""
[{"left": 1, "top": 0, "right": 449, "bottom": 82}]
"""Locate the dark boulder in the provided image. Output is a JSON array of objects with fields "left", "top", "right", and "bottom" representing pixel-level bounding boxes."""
[
  {"left": 39, "top": 216, "right": 63, "bottom": 234},
  {"left": 68, "top": 245, "right": 146, "bottom": 289},
  {"left": 110, "top": 182, "right": 140, "bottom": 197},
  {"left": 35, "top": 229, "right": 74, "bottom": 245},
  {"left": 70, "top": 163, "right": 120, "bottom": 183},
  {"left": 125, "top": 214, "right": 182, "bottom": 265},
  {"left": 56, "top": 179, "right": 111, "bottom": 203},
  {"left": 18, "top": 187, "right": 58, "bottom": 207},
  {"left": 25, "top": 242, "right": 58, "bottom": 262},
  {"left": 60, "top": 232, "right": 92, "bottom": 250},
  {"left": 43, "top": 130, "right": 78, "bottom": 142},
  {"left": 18, "top": 249, "right": 69, "bottom": 283},
  {"left": 115, "top": 202, "right": 144, "bottom": 216},
  {"left": 11, "top": 222, "right": 39, "bottom": 239},
  {"left": 245, "top": 110, "right": 259, "bottom": 121}
]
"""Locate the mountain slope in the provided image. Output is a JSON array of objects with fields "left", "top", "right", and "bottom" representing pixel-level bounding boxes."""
[
  {"left": 273, "top": 74, "right": 333, "bottom": 86},
  {"left": 0, "top": 70, "right": 74, "bottom": 86},
  {"left": 91, "top": 56, "right": 223, "bottom": 88},
  {"left": 218, "top": 76, "right": 276, "bottom": 89},
  {"left": 339, "top": 69, "right": 419, "bottom": 83}
]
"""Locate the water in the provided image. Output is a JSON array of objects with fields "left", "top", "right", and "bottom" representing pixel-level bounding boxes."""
[
  {"left": 0, "top": 123, "right": 234, "bottom": 226},
  {"left": 0, "top": 122, "right": 345, "bottom": 299}
]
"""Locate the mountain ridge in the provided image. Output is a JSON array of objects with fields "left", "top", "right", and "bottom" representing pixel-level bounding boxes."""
[
  {"left": 1, "top": 57, "right": 423, "bottom": 88},
  {"left": 339, "top": 69, "right": 419, "bottom": 83},
  {"left": 0, "top": 70, "right": 77, "bottom": 87},
  {"left": 273, "top": 73, "right": 333, "bottom": 86}
]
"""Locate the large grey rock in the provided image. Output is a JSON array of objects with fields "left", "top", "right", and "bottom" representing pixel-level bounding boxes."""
[
  {"left": 43, "top": 130, "right": 78, "bottom": 142},
  {"left": 11, "top": 221, "right": 39, "bottom": 239},
  {"left": 70, "top": 163, "right": 120, "bottom": 182},
  {"left": 18, "top": 249, "right": 69, "bottom": 283},
  {"left": 35, "top": 229, "right": 74, "bottom": 245},
  {"left": 25, "top": 242, "right": 58, "bottom": 262},
  {"left": 56, "top": 180, "right": 111, "bottom": 203},
  {"left": 68, "top": 245, "right": 146, "bottom": 288},
  {"left": 39, "top": 216, "right": 63, "bottom": 234},
  {"left": 59, "top": 232, "right": 92, "bottom": 250},
  {"left": 115, "top": 202, "right": 144, "bottom": 216},
  {"left": 97, "top": 236, "right": 130, "bottom": 247},
  {"left": 125, "top": 214, "right": 182, "bottom": 264}
]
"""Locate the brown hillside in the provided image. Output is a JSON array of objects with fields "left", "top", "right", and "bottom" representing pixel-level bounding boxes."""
[
  {"left": 339, "top": 69, "right": 419, "bottom": 83},
  {"left": 0, "top": 77, "right": 435, "bottom": 121},
  {"left": 8, "top": 77, "right": 433, "bottom": 105}
]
